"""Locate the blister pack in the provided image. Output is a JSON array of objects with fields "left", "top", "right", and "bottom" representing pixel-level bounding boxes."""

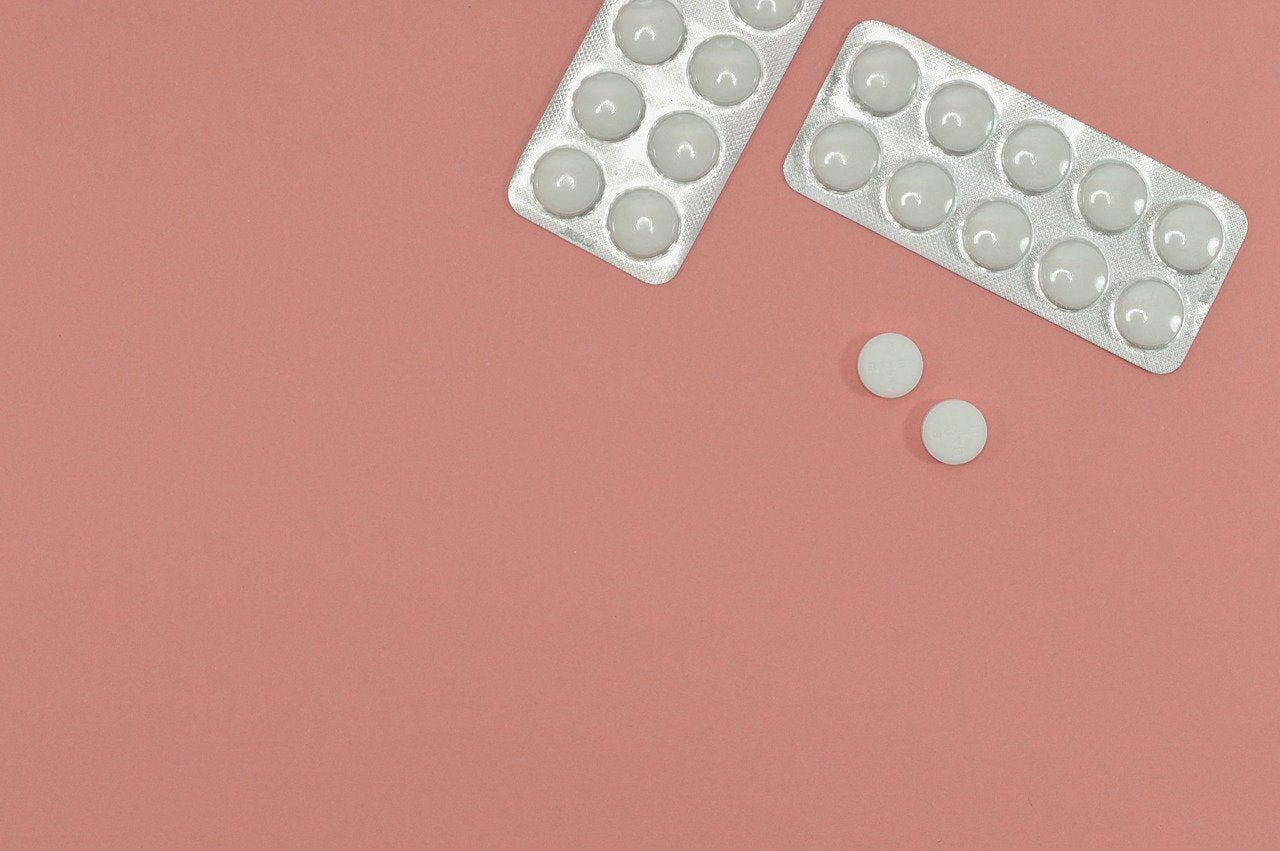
[
  {"left": 510, "top": 0, "right": 825, "bottom": 284},
  {"left": 784, "top": 21, "right": 1248, "bottom": 374}
]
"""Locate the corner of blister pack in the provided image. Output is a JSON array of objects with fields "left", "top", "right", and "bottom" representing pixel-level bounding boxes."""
[
  {"left": 506, "top": 176, "right": 523, "bottom": 218},
  {"left": 782, "top": 154, "right": 805, "bottom": 195}
]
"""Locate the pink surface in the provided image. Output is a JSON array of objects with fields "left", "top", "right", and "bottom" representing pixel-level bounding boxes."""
[{"left": 4, "top": 1, "right": 1279, "bottom": 846}]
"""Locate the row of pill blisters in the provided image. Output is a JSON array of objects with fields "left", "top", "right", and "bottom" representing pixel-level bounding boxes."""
[
  {"left": 510, "top": 0, "right": 825, "bottom": 285},
  {"left": 784, "top": 21, "right": 1248, "bottom": 374}
]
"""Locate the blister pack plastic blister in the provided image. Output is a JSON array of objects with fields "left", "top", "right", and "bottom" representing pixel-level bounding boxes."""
[
  {"left": 510, "top": 0, "right": 825, "bottom": 284},
  {"left": 784, "top": 21, "right": 1248, "bottom": 373}
]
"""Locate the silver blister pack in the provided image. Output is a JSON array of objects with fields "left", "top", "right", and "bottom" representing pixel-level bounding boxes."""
[
  {"left": 510, "top": 0, "right": 825, "bottom": 285},
  {"left": 785, "top": 21, "right": 1248, "bottom": 374}
]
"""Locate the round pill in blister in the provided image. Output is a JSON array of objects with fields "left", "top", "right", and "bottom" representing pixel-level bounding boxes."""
[
  {"left": 608, "top": 188, "right": 681, "bottom": 259},
  {"left": 809, "top": 122, "right": 880, "bottom": 192},
  {"left": 648, "top": 112, "right": 720, "bottom": 183},
  {"left": 886, "top": 161, "right": 955, "bottom": 232},
  {"left": 730, "top": 0, "right": 802, "bottom": 30},
  {"left": 857, "top": 333, "right": 923, "bottom": 399},
  {"left": 689, "top": 36, "right": 762, "bottom": 107},
  {"left": 921, "top": 400, "right": 987, "bottom": 465},
  {"left": 531, "top": 148, "right": 605, "bottom": 218},
  {"left": 1154, "top": 202, "right": 1224, "bottom": 274},
  {"left": 1002, "top": 122, "right": 1072, "bottom": 193},
  {"left": 1078, "top": 161, "right": 1148, "bottom": 233},
  {"left": 572, "top": 72, "right": 645, "bottom": 142},
  {"left": 848, "top": 43, "right": 919, "bottom": 116},
  {"left": 925, "top": 83, "right": 996, "bottom": 155},
  {"left": 1038, "top": 239, "right": 1109, "bottom": 310},
  {"left": 962, "top": 200, "right": 1032, "bottom": 271},
  {"left": 1113, "top": 279, "right": 1184, "bottom": 350},
  {"left": 613, "top": 0, "right": 686, "bottom": 66}
]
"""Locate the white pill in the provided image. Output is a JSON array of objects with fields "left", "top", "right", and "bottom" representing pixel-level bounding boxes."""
[
  {"left": 1002, "top": 122, "right": 1072, "bottom": 193},
  {"left": 922, "top": 400, "right": 987, "bottom": 465},
  {"left": 731, "top": 0, "right": 802, "bottom": 30},
  {"left": 613, "top": 0, "right": 686, "bottom": 66},
  {"left": 608, "top": 188, "right": 681, "bottom": 259},
  {"left": 1113, "top": 279, "right": 1184, "bottom": 349},
  {"left": 886, "top": 161, "right": 955, "bottom": 232},
  {"left": 1038, "top": 239, "right": 1109, "bottom": 310},
  {"left": 925, "top": 83, "right": 996, "bottom": 155},
  {"left": 689, "top": 36, "right": 761, "bottom": 107},
  {"left": 648, "top": 112, "right": 720, "bottom": 182},
  {"left": 531, "top": 148, "right": 605, "bottom": 218},
  {"left": 1079, "top": 161, "right": 1147, "bottom": 233},
  {"left": 809, "top": 122, "right": 879, "bottom": 192},
  {"left": 962, "top": 200, "right": 1032, "bottom": 271},
  {"left": 857, "top": 333, "right": 923, "bottom": 399},
  {"left": 1154, "top": 202, "right": 1224, "bottom": 274},
  {"left": 572, "top": 72, "right": 645, "bottom": 142},
  {"left": 848, "top": 43, "right": 919, "bottom": 116}
]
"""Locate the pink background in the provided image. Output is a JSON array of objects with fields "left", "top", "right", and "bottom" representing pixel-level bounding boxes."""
[{"left": 4, "top": 1, "right": 1279, "bottom": 846}]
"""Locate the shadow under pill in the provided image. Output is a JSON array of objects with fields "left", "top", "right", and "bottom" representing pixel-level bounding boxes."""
[{"left": 903, "top": 398, "right": 939, "bottom": 463}]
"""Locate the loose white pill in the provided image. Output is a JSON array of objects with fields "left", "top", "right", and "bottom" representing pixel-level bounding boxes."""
[
  {"left": 730, "top": 0, "right": 802, "bottom": 30},
  {"left": 531, "top": 148, "right": 605, "bottom": 218},
  {"left": 572, "top": 72, "right": 645, "bottom": 142},
  {"left": 809, "top": 121, "right": 879, "bottom": 192},
  {"left": 613, "top": 0, "right": 686, "bottom": 66},
  {"left": 886, "top": 161, "right": 955, "bottom": 232},
  {"left": 648, "top": 112, "right": 720, "bottom": 182},
  {"left": 848, "top": 43, "right": 919, "bottom": 116},
  {"left": 1113, "top": 279, "right": 1184, "bottom": 349},
  {"left": 689, "top": 36, "right": 761, "bottom": 107},
  {"left": 925, "top": 83, "right": 996, "bottom": 155},
  {"left": 1079, "top": 161, "right": 1147, "bottom": 233},
  {"left": 962, "top": 200, "right": 1032, "bottom": 271},
  {"left": 1038, "top": 239, "right": 1109, "bottom": 310},
  {"left": 1002, "top": 122, "right": 1072, "bottom": 193},
  {"left": 922, "top": 400, "right": 987, "bottom": 465},
  {"left": 1154, "top": 202, "right": 1224, "bottom": 274},
  {"left": 608, "top": 188, "right": 681, "bottom": 259},
  {"left": 857, "top": 333, "right": 923, "bottom": 399}
]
